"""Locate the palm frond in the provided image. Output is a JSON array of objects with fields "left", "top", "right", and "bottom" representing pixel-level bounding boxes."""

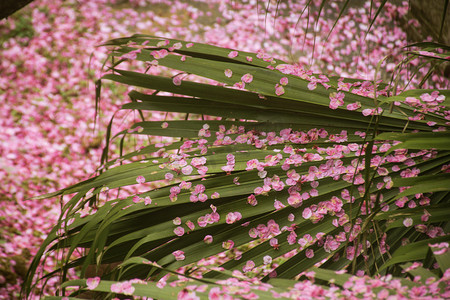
[{"left": 23, "top": 36, "right": 450, "bottom": 299}]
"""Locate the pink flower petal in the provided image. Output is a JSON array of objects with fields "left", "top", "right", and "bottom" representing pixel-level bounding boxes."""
[
  {"left": 86, "top": 277, "right": 100, "bottom": 290},
  {"left": 228, "top": 50, "right": 238, "bottom": 58},
  {"left": 136, "top": 176, "right": 145, "bottom": 184}
]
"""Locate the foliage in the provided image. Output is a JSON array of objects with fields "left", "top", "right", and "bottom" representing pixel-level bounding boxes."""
[
  {"left": 1, "top": 0, "right": 448, "bottom": 298},
  {"left": 23, "top": 35, "right": 450, "bottom": 299}
]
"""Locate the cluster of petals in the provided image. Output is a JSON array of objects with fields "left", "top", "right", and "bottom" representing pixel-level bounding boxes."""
[
  {"left": 197, "top": 204, "right": 220, "bottom": 227},
  {"left": 169, "top": 267, "right": 450, "bottom": 299},
  {"left": 110, "top": 280, "right": 135, "bottom": 295},
  {"left": 1, "top": 0, "right": 448, "bottom": 298},
  {"left": 226, "top": 212, "right": 242, "bottom": 224},
  {"left": 173, "top": 250, "right": 186, "bottom": 261}
]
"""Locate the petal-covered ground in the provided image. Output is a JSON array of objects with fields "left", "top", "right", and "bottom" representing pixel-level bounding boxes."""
[{"left": 0, "top": 0, "right": 448, "bottom": 298}]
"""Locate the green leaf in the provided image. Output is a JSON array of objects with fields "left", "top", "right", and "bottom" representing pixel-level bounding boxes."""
[
  {"left": 430, "top": 243, "right": 450, "bottom": 272},
  {"left": 380, "top": 236, "right": 450, "bottom": 271},
  {"left": 376, "top": 132, "right": 450, "bottom": 151},
  {"left": 393, "top": 173, "right": 450, "bottom": 199}
]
